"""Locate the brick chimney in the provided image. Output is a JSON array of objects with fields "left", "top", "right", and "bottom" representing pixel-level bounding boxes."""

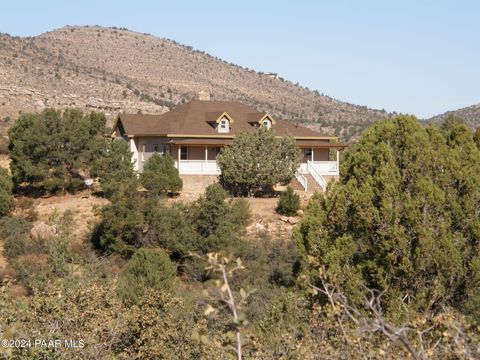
[{"left": 197, "top": 90, "right": 210, "bottom": 101}]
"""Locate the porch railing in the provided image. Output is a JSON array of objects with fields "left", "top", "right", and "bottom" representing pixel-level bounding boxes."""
[{"left": 177, "top": 160, "right": 220, "bottom": 175}]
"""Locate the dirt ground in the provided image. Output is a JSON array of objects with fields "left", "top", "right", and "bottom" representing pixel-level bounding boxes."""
[
  {"left": 31, "top": 191, "right": 109, "bottom": 241},
  {"left": 0, "top": 154, "right": 9, "bottom": 170},
  {"left": 0, "top": 187, "right": 304, "bottom": 270}
]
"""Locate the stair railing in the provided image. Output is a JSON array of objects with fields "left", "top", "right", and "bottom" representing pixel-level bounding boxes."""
[
  {"left": 307, "top": 161, "right": 326, "bottom": 191},
  {"left": 294, "top": 171, "right": 308, "bottom": 192}
]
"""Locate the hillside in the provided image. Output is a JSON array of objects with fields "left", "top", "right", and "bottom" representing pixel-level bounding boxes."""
[
  {"left": 0, "top": 25, "right": 390, "bottom": 141},
  {"left": 428, "top": 103, "right": 480, "bottom": 129}
]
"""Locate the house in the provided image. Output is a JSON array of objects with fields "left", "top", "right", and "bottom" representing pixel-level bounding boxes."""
[{"left": 112, "top": 99, "right": 345, "bottom": 192}]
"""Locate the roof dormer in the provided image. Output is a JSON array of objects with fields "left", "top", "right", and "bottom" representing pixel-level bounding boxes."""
[
  {"left": 259, "top": 113, "right": 276, "bottom": 129},
  {"left": 214, "top": 112, "right": 234, "bottom": 133}
]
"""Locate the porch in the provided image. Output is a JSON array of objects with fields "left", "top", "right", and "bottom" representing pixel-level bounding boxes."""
[{"left": 173, "top": 145, "right": 222, "bottom": 175}]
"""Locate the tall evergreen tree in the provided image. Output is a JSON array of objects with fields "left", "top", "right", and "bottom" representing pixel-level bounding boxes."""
[
  {"left": 94, "top": 140, "right": 137, "bottom": 199},
  {"left": 295, "top": 115, "right": 480, "bottom": 318},
  {"left": 140, "top": 153, "right": 182, "bottom": 197},
  {"left": 8, "top": 108, "right": 108, "bottom": 193}
]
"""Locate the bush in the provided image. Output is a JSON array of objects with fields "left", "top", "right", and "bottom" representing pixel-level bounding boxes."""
[
  {"left": 143, "top": 201, "right": 197, "bottom": 258},
  {"left": 228, "top": 198, "right": 252, "bottom": 228},
  {"left": 0, "top": 136, "right": 8, "bottom": 154},
  {"left": 192, "top": 184, "right": 249, "bottom": 254},
  {"left": 94, "top": 139, "right": 137, "bottom": 199},
  {"left": 0, "top": 167, "right": 13, "bottom": 216},
  {"left": 0, "top": 216, "right": 33, "bottom": 259},
  {"left": 276, "top": 186, "right": 300, "bottom": 216},
  {"left": 117, "top": 248, "right": 177, "bottom": 304},
  {"left": 217, "top": 128, "right": 301, "bottom": 196},
  {"left": 92, "top": 182, "right": 144, "bottom": 256},
  {"left": 15, "top": 197, "right": 38, "bottom": 221},
  {"left": 140, "top": 153, "right": 182, "bottom": 197}
]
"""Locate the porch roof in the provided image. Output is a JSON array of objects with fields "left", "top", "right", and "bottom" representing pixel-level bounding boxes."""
[{"left": 168, "top": 138, "right": 345, "bottom": 148}]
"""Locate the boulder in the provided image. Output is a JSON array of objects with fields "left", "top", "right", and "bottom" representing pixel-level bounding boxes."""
[
  {"left": 287, "top": 217, "right": 299, "bottom": 225},
  {"left": 255, "top": 223, "right": 266, "bottom": 231},
  {"left": 280, "top": 216, "right": 289, "bottom": 223}
]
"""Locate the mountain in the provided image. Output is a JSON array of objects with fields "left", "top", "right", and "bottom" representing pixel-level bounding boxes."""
[
  {"left": 0, "top": 25, "right": 390, "bottom": 141},
  {"left": 428, "top": 104, "right": 480, "bottom": 129}
]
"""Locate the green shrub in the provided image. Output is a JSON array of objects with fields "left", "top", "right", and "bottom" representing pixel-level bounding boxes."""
[
  {"left": 0, "top": 167, "right": 14, "bottom": 216},
  {"left": 228, "top": 198, "right": 252, "bottom": 228},
  {"left": 0, "top": 136, "right": 8, "bottom": 154},
  {"left": 94, "top": 139, "right": 137, "bottom": 199},
  {"left": 143, "top": 201, "right": 197, "bottom": 257},
  {"left": 217, "top": 128, "right": 302, "bottom": 196},
  {"left": 192, "top": 183, "right": 249, "bottom": 254},
  {"left": 0, "top": 216, "right": 33, "bottom": 259},
  {"left": 8, "top": 108, "right": 108, "bottom": 193},
  {"left": 140, "top": 153, "right": 182, "bottom": 197},
  {"left": 117, "top": 248, "right": 177, "bottom": 305},
  {"left": 276, "top": 186, "right": 300, "bottom": 216},
  {"left": 93, "top": 182, "right": 144, "bottom": 256}
]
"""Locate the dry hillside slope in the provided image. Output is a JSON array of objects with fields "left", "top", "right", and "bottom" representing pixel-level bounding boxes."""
[
  {"left": 428, "top": 103, "right": 480, "bottom": 129},
  {"left": 0, "top": 25, "right": 390, "bottom": 141}
]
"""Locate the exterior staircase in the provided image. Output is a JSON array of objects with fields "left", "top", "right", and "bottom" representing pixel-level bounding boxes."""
[{"left": 290, "top": 173, "right": 324, "bottom": 193}]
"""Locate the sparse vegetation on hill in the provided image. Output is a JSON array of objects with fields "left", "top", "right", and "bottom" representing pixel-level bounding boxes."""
[
  {"left": 0, "top": 26, "right": 390, "bottom": 141},
  {"left": 428, "top": 103, "right": 480, "bottom": 129}
]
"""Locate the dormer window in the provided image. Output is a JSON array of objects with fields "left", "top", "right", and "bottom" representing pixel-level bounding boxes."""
[
  {"left": 218, "top": 117, "right": 230, "bottom": 133},
  {"left": 262, "top": 119, "right": 272, "bottom": 129}
]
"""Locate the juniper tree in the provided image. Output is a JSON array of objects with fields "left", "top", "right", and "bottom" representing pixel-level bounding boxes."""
[
  {"left": 140, "top": 153, "right": 182, "bottom": 197},
  {"left": 295, "top": 115, "right": 480, "bottom": 319},
  {"left": 8, "top": 108, "right": 108, "bottom": 193},
  {"left": 217, "top": 128, "right": 301, "bottom": 196},
  {"left": 94, "top": 139, "right": 137, "bottom": 199}
]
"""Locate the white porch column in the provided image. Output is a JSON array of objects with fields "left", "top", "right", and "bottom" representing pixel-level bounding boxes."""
[
  {"left": 311, "top": 148, "right": 314, "bottom": 162},
  {"left": 177, "top": 146, "right": 181, "bottom": 170},
  {"left": 205, "top": 146, "right": 208, "bottom": 163},
  {"left": 336, "top": 149, "right": 340, "bottom": 170},
  {"left": 129, "top": 137, "right": 139, "bottom": 171}
]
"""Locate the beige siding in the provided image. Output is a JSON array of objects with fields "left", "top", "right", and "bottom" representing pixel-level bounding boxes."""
[
  {"left": 313, "top": 148, "right": 329, "bottom": 161},
  {"left": 135, "top": 137, "right": 171, "bottom": 171},
  {"left": 300, "top": 147, "right": 329, "bottom": 163}
]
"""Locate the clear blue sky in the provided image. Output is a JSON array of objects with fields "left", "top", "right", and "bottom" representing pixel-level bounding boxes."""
[{"left": 1, "top": 0, "right": 479, "bottom": 118}]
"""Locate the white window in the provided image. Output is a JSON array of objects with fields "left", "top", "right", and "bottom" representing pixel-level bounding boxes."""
[
  {"left": 218, "top": 118, "right": 229, "bottom": 133},
  {"left": 262, "top": 119, "right": 271, "bottom": 129},
  {"left": 304, "top": 148, "right": 312, "bottom": 157},
  {"left": 141, "top": 144, "right": 146, "bottom": 162}
]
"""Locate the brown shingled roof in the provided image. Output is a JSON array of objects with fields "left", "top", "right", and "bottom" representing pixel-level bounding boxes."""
[{"left": 115, "top": 100, "right": 339, "bottom": 140}]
